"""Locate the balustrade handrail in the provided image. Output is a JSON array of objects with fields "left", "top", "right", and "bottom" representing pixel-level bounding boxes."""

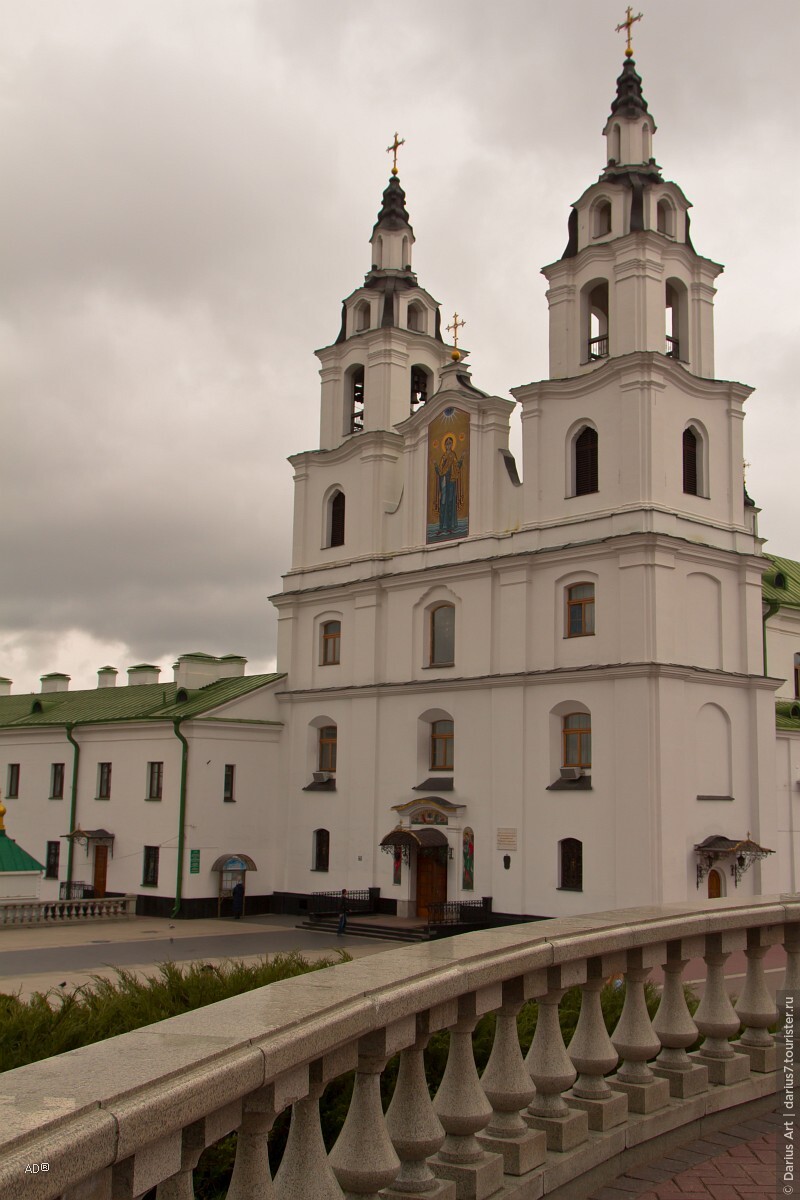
[
  {"left": 0, "top": 893, "right": 790, "bottom": 1199},
  {"left": 0, "top": 894, "right": 137, "bottom": 926}
]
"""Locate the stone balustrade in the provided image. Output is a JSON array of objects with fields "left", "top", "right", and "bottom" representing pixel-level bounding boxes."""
[
  {"left": 0, "top": 894, "right": 137, "bottom": 926},
  {"left": 0, "top": 895, "right": 785, "bottom": 1200}
]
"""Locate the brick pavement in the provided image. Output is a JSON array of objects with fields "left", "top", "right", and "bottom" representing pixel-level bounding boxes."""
[{"left": 588, "top": 1112, "right": 780, "bottom": 1199}]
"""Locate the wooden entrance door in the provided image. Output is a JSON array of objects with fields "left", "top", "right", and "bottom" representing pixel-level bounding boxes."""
[
  {"left": 415, "top": 849, "right": 447, "bottom": 919},
  {"left": 93, "top": 845, "right": 108, "bottom": 898},
  {"left": 707, "top": 868, "right": 722, "bottom": 899}
]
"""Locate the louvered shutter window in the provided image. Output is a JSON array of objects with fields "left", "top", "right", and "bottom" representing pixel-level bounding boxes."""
[
  {"left": 330, "top": 491, "right": 345, "bottom": 546},
  {"left": 574, "top": 427, "right": 598, "bottom": 495},
  {"left": 683, "top": 427, "right": 698, "bottom": 495}
]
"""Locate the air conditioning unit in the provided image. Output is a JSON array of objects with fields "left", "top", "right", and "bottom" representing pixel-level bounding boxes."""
[
  {"left": 560, "top": 767, "right": 582, "bottom": 781},
  {"left": 313, "top": 771, "right": 332, "bottom": 784}
]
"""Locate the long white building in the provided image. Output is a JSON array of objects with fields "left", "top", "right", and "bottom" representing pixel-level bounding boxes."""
[{"left": 2, "top": 52, "right": 798, "bottom": 919}]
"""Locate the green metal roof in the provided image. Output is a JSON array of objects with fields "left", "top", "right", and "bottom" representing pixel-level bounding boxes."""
[
  {"left": 777, "top": 700, "right": 800, "bottom": 732},
  {"left": 0, "top": 674, "right": 285, "bottom": 730},
  {"left": 763, "top": 555, "right": 800, "bottom": 610},
  {"left": 0, "top": 831, "right": 43, "bottom": 873}
]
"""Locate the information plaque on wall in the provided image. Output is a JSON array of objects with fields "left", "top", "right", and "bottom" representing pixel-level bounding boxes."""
[
  {"left": 496, "top": 828, "right": 518, "bottom": 851},
  {"left": 189, "top": 849, "right": 200, "bottom": 874}
]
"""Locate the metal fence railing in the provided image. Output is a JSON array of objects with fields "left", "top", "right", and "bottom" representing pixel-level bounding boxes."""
[
  {"left": 425, "top": 900, "right": 490, "bottom": 927},
  {"left": 308, "top": 889, "right": 374, "bottom": 918}
]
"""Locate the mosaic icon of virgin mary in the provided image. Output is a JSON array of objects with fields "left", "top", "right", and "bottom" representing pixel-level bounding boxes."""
[{"left": 427, "top": 407, "right": 469, "bottom": 543}]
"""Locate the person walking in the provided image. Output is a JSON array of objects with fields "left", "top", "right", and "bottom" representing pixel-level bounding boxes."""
[
  {"left": 337, "top": 888, "right": 348, "bottom": 936},
  {"left": 231, "top": 880, "right": 245, "bottom": 920}
]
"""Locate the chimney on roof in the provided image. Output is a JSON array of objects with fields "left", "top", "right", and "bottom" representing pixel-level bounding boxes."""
[
  {"left": 127, "top": 664, "right": 161, "bottom": 686},
  {"left": 0, "top": 677, "right": 11, "bottom": 697},
  {"left": 173, "top": 653, "right": 248, "bottom": 689},
  {"left": 97, "top": 666, "right": 118, "bottom": 689},
  {"left": 40, "top": 673, "right": 70, "bottom": 694}
]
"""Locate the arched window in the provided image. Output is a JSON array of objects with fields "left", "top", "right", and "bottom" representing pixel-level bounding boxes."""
[
  {"left": 430, "top": 604, "right": 455, "bottom": 666},
  {"left": 683, "top": 427, "right": 699, "bottom": 495},
  {"left": 559, "top": 838, "right": 583, "bottom": 891},
  {"left": 430, "top": 719, "right": 454, "bottom": 771},
  {"left": 321, "top": 620, "right": 341, "bottom": 666},
  {"left": 794, "top": 653, "right": 800, "bottom": 699},
  {"left": 349, "top": 365, "right": 365, "bottom": 433},
  {"left": 312, "top": 829, "right": 330, "bottom": 872},
  {"left": 356, "top": 301, "right": 370, "bottom": 332},
  {"left": 657, "top": 199, "right": 674, "bottom": 237},
  {"left": 665, "top": 279, "right": 687, "bottom": 359},
  {"left": 407, "top": 302, "right": 425, "bottom": 333},
  {"left": 592, "top": 200, "right": 612, "bottom": 238},
  {"left": 610, "top": 124, "right": 621, "bottom": 163},
  {"left": 574, "top": 426, "right": 599, "bottom": 496},
  {"left": 566, "top": 583, "right": 595, "bottom": 637},
  {"left": 318, "top": 725, "right": 337, "bottom": 773},
  {"left": 328, "top": 490, "right": 345, "bottom": 547},
  {"left": 563, "top": 713, "right": 591, "bottom": 769},
  {"left": 642, "top": 123, "right": 651, "bottom": 160},
  {"left": 410, "top": 364, "right": 431, "bottom": 414},
  {"left": 583, "top": 281, "right": 609, "bottom": 361}
]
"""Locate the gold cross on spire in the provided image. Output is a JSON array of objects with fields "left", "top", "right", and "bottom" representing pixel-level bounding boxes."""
[
  {"left": 615, "top": 6, "right": 643, "bottom": 57},
  {"left": 387, "top": 131, "right": 405, "bottom": 176},
  {"left": 447, "top": 312, "right": 466, "bottom": 360}
]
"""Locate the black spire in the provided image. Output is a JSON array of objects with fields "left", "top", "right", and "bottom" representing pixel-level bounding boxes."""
[
  {"left": 609, "top": 57, "right": 649, "bottom": 120},
  {"left": 372, "top": 175, "right": 413, "bottom": 235}
]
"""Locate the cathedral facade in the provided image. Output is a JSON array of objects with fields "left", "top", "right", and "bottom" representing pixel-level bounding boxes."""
[{"left": 2, "top": 52, "right": 798, "bottom": 920}]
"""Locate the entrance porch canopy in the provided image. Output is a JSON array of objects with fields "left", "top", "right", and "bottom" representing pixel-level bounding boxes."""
[{"left": 380, "top": 826, "right": 448, "bottom": 865}]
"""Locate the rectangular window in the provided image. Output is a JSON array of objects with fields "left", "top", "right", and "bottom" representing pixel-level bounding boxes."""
[
  {"left": 321, "top": 620, "right": 341, "bottom": 665},
  {"left": 223, "top": 764, "right": 236, "bottom": 802},
  {"left": 563, "top": 714, "right": 592, "bottom": 769},
  {"left": 45, "top": 841, "right": 60, "bottom": 879},
  {"left": 566, "top": 584, "right": 595, "bottom": 637},
  {"left": 146, "top": 761, "right": 164, "bottom": 800},
  {"left": 6, "top": 763, "right": 20, "bottom": 798},
  {"left": 142, "top": 845, "right": 159, "bottom": 887},
  {"left": 97, "top": 762, "right": 112, "bottom": 800},
  {"left": 318, "top": 727, "right": 337, "bottom": 773},
  {"left": 430, "top": 720, "right": 454, "bottom": 771},
  {"left": 50, "top": 762, "right": 65, "bottom": 799}
]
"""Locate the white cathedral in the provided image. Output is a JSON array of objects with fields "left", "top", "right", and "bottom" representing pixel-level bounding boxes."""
[{"left": 2, "top": 53, "right": 799, "bottom": 922}]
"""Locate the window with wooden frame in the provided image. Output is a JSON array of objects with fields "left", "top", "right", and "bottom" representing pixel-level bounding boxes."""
[
  {"left": 321, "top": 620, "right": 341, "bottom": 666},
  {"left": 559, "top": 838, "right": 583, "bottom": 891},
  {"left": 97, "top": 762, "right": 112, "bottom": 800},
  {"left": 223, "top": 764, "right": 236, "bottom": 803},
  {"left": 566, "top": 583, "right": 595, "bottom": 637},
  {"left": 683, "top": 426, "right": 698, "bottom": 495},
  {"left": 562, "top": 713, "right": 591, "bottom": 769},
  {"left": 142, "top": 845, "right": 159, "bottom": 887},
  {"left": 574, "top": 427, "right": 598, "bottom": 495},
  {"left": 6, "top": 763, "right": 19, "bottom": 798},
  {"left": 312, "top": 828, "right": 330, "bottom": 872},
  {"left": 50, "top": 762, "right": 65, "bottom": 799},
  {"left": 430, "top": 719, "right": 454, "bottom": 771},
  {"left": 429, "top": 604, "right": 455, "bottom": 666},
  {"left": 329, "top": 490, "right": 345, "bottom": 547},
  {"left": 146, "top": 761, "right": 163, "bottom": 801},
  {"left": 318, "top": 726, "right": 337, "bottom": 773},
  {"left": 45, "top": 840, "right": 60, "bottom": 880}
]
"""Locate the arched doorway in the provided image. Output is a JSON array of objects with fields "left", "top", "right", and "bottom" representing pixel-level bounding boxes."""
[
  {"left": 379, "top": 826, "right": 449, "bottom": 920},
  {"left": 211, "top": 853, "right": 258, "bottom": 917},
  {"left": 707, "top": 868, "right": 722, "bottom": 899}
]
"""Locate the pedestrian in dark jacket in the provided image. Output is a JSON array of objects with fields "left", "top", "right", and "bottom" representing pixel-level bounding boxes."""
[
  {"left": 337, "top": 888, "right": 348, "bottom": 936},
  {"left": 232, "top": 880, "right": 244, "bottom": 920}
]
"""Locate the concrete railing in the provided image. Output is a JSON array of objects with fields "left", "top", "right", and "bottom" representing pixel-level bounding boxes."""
[
  {"left": 0, "top": 893, "right": 137, "bottom": 926},
  {"left": 0, "top": 895, "right": 788, "bottom": 1200}
]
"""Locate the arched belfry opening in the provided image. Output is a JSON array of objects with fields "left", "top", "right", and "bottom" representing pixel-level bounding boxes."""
[
  {"left": 582, "top": 281, "right": 609, "bottom": 361},
  {"left": 347, "top": 365, "right": 364, "bottom": 433},
  {"left": 666, "top": 278, "right": 688, "bottom": 361},
  {"left": 410, "top": 364, "right": 431, "bottom": 414},
  {"left": 592, "top": 199, "right": 612, "bottom": 238}
]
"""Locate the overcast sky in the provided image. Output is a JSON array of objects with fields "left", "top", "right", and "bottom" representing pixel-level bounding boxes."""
[{"left": 1, "top": 0, "right": 797, "bottom": 695}]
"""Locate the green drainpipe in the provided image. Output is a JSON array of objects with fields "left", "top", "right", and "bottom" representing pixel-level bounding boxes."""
[
  {"left": 172, "top": 719, "right": 189, "bottom": 919},
  {"left": 65, "top": 724, "right": 80, "bottom": 886},
  {"left": 763, "top": 602, "right": 779, "bottom": 676}
]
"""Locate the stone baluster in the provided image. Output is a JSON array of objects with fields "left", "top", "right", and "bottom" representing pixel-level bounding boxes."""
[
  {"left": 273, "top": 1076, "right": 344, "bottom": 1200},
  {"left": 227, "top": 1071, "right": 307, "bottom": 1200},
  {"left": 609, "top": 949, "right": 670, "bottom": 1114},
  {"left": 477, "top": 978, "right": 546, "bottom": 1176},
  {"left": 329, "top": 1025, "right": 409, "bottom": 1200},
  {"left": 690, "top": 932, "right": 750, "bottom": 1086},
  {"left": 524, "top": 967, "right": 589, "bottom": 1152},
  {"left": 652, "top": 939, "right": 708, "bottom": 1098},
  {"left": 565, "top": 959, "right": 628, "bottom": 1131},
  {"left": 156, "top": 1103, "right": 242, "bottom": 1200},
  {"left": 785, "top": 923, "right": 800, "bottom": 994},
  {"left": 733, "top": 927, "right": 779, "bottom": 1073},
  {"left": 430, "top": 988, "right": 505, "bottom": 1200},
  {"left": 384, "top": 1009, "right": 456, "bottom": 1199}
]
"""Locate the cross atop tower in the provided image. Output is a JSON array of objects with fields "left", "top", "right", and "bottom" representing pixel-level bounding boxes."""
[
  {"left": 615, "top": 6, "right": 643, "bottom": 58},
  {"left": 447, "top": 312, "right": 466, "bottom": 360},
  {"left": 386, "top": 132, "right": 405, "bottom": 176}
]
